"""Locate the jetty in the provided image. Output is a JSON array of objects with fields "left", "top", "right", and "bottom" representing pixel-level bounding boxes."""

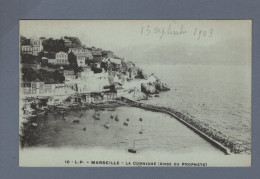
[{"left": 119, "top": 97, "right": 231, "bottom": 155}]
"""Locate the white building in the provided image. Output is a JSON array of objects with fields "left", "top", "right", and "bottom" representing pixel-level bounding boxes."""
[
  {"left": 21, "top": 45, "right": 33, "bottom": 55},
  {"left": 68, "top": 48, "right": 93, "bottom": 60},
  {"left": 21, "top": 38, "right": 43, "bottom": 56},
  {"left": 55, "top": 51, "right": 69, "bottom": 64},
  {"left": 75, "top": 55, "right": 86, "bottom": 67},
  {"left": 20, "top": 81, "right": 77, "bottom": 98}
]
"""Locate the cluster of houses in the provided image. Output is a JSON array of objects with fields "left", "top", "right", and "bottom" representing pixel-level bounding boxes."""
[
  {"left": 20, "top": 37, "right": 159, "bottom": 120},
  {"left": 40, "top": 46, "right": 116, "bottom": 67}
]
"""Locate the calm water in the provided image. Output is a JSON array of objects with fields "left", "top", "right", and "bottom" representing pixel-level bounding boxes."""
[
  {"left": 139, "top": 64, "right": 251, "bottom": 148},
  {"left": 30, "top": 107, "right": 222, "bottom": 154}
]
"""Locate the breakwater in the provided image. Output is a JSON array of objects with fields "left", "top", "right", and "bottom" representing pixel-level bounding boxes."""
[{"left": 119, "top": 97, "right": 232, "bottom": 155}]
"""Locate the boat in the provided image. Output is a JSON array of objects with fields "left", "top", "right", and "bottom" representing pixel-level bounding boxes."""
[
  {"left": 128, "top": 140, "right": 136, "bottom": 153},
  {"left": 72, "top": 119, "right": 80, "bottom": 123},
  {"left": 104, "top": 119, "right": 110, "bottom": 129},
  {"left": 107, "top": 108, "right": 115, "bottom": 111},
  {"left": 139, "top": 125, "right": 144, "bottom": 134},
  {"left": 104, "top": 123, "right": 110, "bottom": 129},
  {"left": 115, "top": 115, "right": 119, "bottom": 121},
  {"left": 93, "top": 109, "right": 100, "bottom": 120},
  {"left": 73, "top": 112, "right": 83, "bottom": 118}
]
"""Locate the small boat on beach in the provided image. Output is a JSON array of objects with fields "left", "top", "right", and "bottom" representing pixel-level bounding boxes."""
[{"left": 128, "top": 140, "right": 136, "bottom": 153}]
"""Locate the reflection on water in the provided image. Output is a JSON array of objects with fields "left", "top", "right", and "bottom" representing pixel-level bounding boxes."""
[{"left": 30, "top": 106, "right": 222, "bottom": 154}]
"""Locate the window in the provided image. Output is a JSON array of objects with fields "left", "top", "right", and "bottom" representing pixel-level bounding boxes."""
[{"left": 40, "top": 83, "right": 44, "bottom": 89}]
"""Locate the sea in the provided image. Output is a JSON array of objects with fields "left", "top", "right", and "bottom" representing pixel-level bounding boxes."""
[{"left": 139, "top": 64, "right": 251, "bottom": 149}]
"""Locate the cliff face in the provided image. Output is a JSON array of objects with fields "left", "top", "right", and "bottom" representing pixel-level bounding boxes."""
[
  {"left": 121, "top": 87, "right": 147, "bottom": 101},
  {"left": 141, "top": 75, "right": 170, "bottom": 95},
  {"left": 154, "top": 80, "right": 170, "bottom": 91},
  {"left": 141, "top": 83, "right": 159, "bottom": 94}
]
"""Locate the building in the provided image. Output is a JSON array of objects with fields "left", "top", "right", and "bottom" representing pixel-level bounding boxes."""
[
  {"left": 109, "top": 58, "right": 122, "bottom": 65},
  {"left": 46, "top": 51, "right": 69, "bottom": 65},
  {"left": 21, "top": 46, "right": 33, "bottom": 55},
  {"left": 55, "top": 51, "right": 69, "bottom": 64},
  {"left": 62, "top": 37, "right": 72, "bottom": 47},
  {"left": 20, "top": 80, "right": 77, "bottom": 97},
  {"left": 21, "top": 38, "right": 43, "bottom": 56},
  {"left": 75, "top": 54, "right": 86, "bottom": 67},
  {"left": 102, "top": 51, "right": 114, "bottom": 58},
  {"left": 31, "top": 38, "right": 43, "bottom": 56},
  {"left": 64, "top": 70, "right": 77, "bottom": 82},
  {"left": 20, "top": 80, "right": 45, "bottom": 95},
  {"left": 91, "top": 51, "right": 102, "bottom": 62},
  {"left": 68, "top": 48, "right": 93, "bottom": 60}
]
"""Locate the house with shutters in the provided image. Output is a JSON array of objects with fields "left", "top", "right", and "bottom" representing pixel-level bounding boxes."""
[{"left": 21, "top": 37, "right": 43, "bottom": 56}]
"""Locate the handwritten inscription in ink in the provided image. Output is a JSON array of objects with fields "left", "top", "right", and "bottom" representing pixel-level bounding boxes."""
[{"left": 140, "top": 23, "right": 214, "bottom": 40}]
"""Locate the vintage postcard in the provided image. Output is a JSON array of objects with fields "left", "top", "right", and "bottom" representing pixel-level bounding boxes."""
[{"left": 19, "top": 20, "right": 251, "bottom": 167}]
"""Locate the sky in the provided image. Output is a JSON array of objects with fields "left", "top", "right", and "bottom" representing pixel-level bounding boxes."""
[{"left": 20, "top": 20, "right": 251, "bottom": 65}]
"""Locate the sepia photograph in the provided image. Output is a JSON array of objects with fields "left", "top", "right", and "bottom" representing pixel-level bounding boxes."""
[{"left": 19, "top": 20, "right": 251, "bottom": 167}]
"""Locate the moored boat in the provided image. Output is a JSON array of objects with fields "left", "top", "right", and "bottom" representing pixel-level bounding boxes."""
[
  {"left": 139, "top": 125, "right": 144, "bottom": 134},
  {"left": 72, "top": 119, "right": 80, "bottom": 123},
  {"left": 93, "top": 109, "right": 100, "bottom": 120},
  {"left": 115, "top": 115, "right": 119, "bottom": 121},
  {"left": 107, "top": 108, "right": 115, "bottom": 111},
  {"left": 104, "top": 119, "right": 110, "bottom": 129},
  {"left": 128, "top": 140, "right": 136, "bottom": 153}
]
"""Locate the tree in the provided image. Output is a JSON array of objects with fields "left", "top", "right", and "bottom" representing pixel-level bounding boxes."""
[
  {"left": 135, "top": 68, "right": 146, "bottom": 79},
  {"left": 68, "top": 52, "right": 79, "bottom": 73},
  {"left": 21, "top": 54, "right": 37, "bottom": 64},
  {"left": 20, "top": 36, "right": 30, "bottom": 45}
]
